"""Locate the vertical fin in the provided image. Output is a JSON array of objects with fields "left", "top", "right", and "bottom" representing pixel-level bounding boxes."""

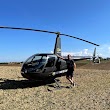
[
  {"left": 54, "top": 33, "right": 61, "bottom": 56},
  {"left": 93, "top": 47, "right": 96, "bottom": 62}
]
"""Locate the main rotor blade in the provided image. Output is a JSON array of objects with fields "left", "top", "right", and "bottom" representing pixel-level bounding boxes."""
[
  {"left": 0, "top": 26, "right": 99, "bottom": 46},
  {"left": 0, "top": 26, "right": 57, "bottom": 34},
  {"left": 60, "top": 33, "right": 100, "bottom": 46}
]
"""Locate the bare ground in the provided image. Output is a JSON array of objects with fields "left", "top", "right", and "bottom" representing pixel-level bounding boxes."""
[{"left": 0, "top": 65, "right": 110, "bottom": 110}]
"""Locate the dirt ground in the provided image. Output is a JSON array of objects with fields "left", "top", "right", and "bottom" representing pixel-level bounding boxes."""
[{"left": 0, "top": 64, "right": 110, "bottom": 110}]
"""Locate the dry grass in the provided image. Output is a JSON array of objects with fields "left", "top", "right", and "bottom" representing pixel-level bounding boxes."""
[{"left": 0, "top": 66, "right": 110, "bottom": 110}]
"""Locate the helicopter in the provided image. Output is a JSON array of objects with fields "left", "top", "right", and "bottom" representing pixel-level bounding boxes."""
[{"left": 0, "top": 26, "right": 99, "bottom": 81}]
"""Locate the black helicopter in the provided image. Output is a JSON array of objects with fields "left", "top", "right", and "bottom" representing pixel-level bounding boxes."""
[{"left": 0, "top": 26, "right": 99, "bottom": 81}]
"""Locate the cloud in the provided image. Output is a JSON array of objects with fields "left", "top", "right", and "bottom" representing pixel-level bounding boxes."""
[
  {"left": 51, "top": 44, "right": 110, "bottom": 58},
  {"left": 62, "top": 52, "right": 74, "bottom": 56},
  {"left": 50, "top": 51, "right": 53, "bottom": 53},
  {"left": 62, "top": 49, "right": 93, "bottom": 56},
  {"left": 108, "top": 47, "right": 110, "bottom": 51},
  {"left": 62, "top": 44, "right": 110, "bottom": 58}
]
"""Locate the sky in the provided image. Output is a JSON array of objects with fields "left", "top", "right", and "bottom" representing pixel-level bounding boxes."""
[{"left": 0, "top": 0, "right": 110, "bottom": 62}]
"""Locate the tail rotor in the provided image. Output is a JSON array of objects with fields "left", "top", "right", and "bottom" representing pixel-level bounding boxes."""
[{"left": 92, "top": 47, "right": 100, "bottom": 63}]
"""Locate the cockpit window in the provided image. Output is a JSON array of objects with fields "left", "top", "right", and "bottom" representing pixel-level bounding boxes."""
[
  {"left": 25, "top": 55, "right": 47, "bottom": 70},
  {"left": 25, "top": 56, "right": 34, "bottom": 63},
  {"left": 32, "top": 56, "right": 42, "bottom": 63},
  {"left": 41, "top": 56, "right": 47, "bottom": 63},
  {"left": 25, "top": 55, "right": 46, "bottom": 64},
  {"left": 46, "top": 57, "right": 55, "bottom": 67},
  {"left": 26, "top": 55, "right": 42, "bottom": 63}
]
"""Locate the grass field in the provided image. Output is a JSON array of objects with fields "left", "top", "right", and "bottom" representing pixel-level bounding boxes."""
[{"left": 0, "top": 62, "right": 110, "bottom": 110}]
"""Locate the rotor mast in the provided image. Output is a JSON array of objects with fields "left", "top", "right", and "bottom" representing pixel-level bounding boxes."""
[{"left": 54, "top": 32, "right": 61, "bottom": 55}]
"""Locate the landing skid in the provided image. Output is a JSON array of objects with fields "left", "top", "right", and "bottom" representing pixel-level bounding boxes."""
[
  {"left": 46, "top": 78, "right": 63, "bottom": 92},
  {"left": 46, "top": 78, "right": 78, "bottom": 92},
  {"left": 54, "top": 79, "right": 62, "bottom": 89}
]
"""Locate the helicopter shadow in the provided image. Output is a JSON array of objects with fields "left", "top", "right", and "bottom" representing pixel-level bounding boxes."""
[
  {"left": 0, "top": 72, "right": 69, "bottom": 90},
  {"left": 0, "top": 78, "right": 55, "bottom": 90}
]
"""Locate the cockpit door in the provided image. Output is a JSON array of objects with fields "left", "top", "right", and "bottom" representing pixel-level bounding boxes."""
[{"left": 43, "top": 56, "right": 56, "bottom": 73}]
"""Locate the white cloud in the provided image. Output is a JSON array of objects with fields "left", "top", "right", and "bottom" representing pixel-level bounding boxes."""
[
  {"left": 62, "top": 49, "right": 93, "bottom": 56},
  {"left": 108, "top": 47, "right": 110, "bottom": 51},
  {"left": 62, "top": 52, "right": 74, "bottom": 56},
  {"left": 50, "top": 51, "right": 53, "bottom": 53},
  {"left": 51, "top": 44, "right": 110, "bottom": 58}
]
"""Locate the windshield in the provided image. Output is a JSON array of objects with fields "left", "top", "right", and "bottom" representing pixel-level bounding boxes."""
[{"left": 25, "top": 55, "right": 47, "bottom": 69}]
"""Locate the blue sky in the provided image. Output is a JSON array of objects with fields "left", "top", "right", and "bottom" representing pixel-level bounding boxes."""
[{"left": 0, "top": 0, "right": 110, "bottom": 62}]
